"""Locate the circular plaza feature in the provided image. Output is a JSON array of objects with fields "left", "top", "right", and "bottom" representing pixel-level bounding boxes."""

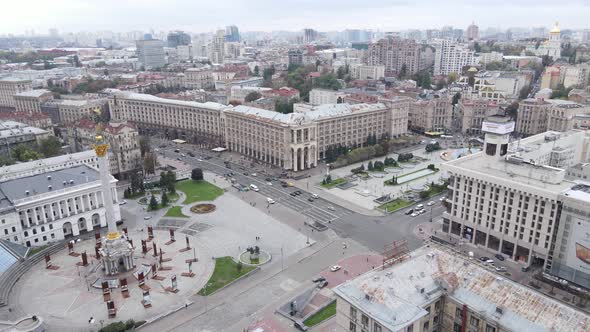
[
  {"left": 239, "top": 250, "right": 271, "bottom": 266},
  {"left": 190, "top": 203, "right": 216, "bottom": 214}
]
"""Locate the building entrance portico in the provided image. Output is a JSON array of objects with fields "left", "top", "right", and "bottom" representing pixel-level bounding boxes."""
[{"left": 291, "top": 145, "right": 317, "bottom": 172}]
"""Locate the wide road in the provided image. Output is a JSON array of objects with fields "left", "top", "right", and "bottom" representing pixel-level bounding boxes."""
[{"left": 157, "top": 141, "right": 445, "bottom": 252}]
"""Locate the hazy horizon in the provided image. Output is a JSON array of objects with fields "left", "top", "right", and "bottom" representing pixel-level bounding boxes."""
[{"left": 1, "top": 0, "right": 588, "bottom": 35}]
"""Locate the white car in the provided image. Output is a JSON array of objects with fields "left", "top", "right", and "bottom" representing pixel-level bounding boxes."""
[
  {"left": 327, "top": 206, "right": 335, "bottom": 211},
  {"left": 266, "top": 182, "right": 273, "bottom": 186},
  {"left": 411, "top": 213, "right": 418, "bottom": 217},
  {"left": 251, "top": 173, "right": 257, "bottom": 177},
  {"left": 439, "top": 197, "right": 446, "bottom": 201},
  {"left": 427, "top": 201, "right": 435, "bottom": 206},
  {"left": 495, "top": 266, "right": 507, "bottom": 272},
  {"left": 311, "top": 193, "right": 319, "bottom": 199},
  {"left": 330, "top": 265, "right": 341, "bottom": 272},
  {"left": 418, "top": 209, "right": 426, "bottom": 215},
  {"left": 267, "top": 197, "right": 275, "bottom": 204},
  {"left": 143, "top": 216, "right": 152, "bottom": 220},
  {"left": 180, "top": 153, "right": 186, "bottom": 157},
  {"left": 119, "top": 200, "right": 127, "bottom": 205}
]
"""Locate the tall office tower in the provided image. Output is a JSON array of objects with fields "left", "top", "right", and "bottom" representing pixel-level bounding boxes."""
[
  {"left": 466, "top": 21, "right": 479, "bottom": 40},
  {"left": 433, "top": 39, "right": 476, "bottom": 75},
  {"left": 209, "top": 30, "right": 226, "bottom": 64},
  {"left": 303, "top": 29, "right": 318, "bottom": 43},
  {"left": 225, "top": 25, "right": 240, "bottom": 42},
  {"left": 167, "top": 30, "right": 191, "bottom": 48},
  {"left": 366, "top": 37, "right": 421, "bottom": 76},
  {"left": 136, "top": 38, "right": 166, "bottom": 69}
]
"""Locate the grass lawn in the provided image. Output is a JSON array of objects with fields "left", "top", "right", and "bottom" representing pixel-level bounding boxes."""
[
  {"left": 198, "top": 257, "right": 255, "bottom": 295},
  {"left": 165, "top": 206, "right": 189, "bottom": 218},
  {"left": 27, "top": 244, "right": 49, "bottom": 257},
  {"left": 378, "top": 198, "right": 412, "bottom": 213},
  {"left": 320, "top": 177, "right": 348, "bottom": 189},
  {"left": 177, "top": 180, "right": 224, "bottom": 205},
  {"left": 126, "top": 191, "right": 145, "bottom": 199},
  {"left": 420, "top": 183, "right": 447, "bottom": 199},
  {"left": 303, "top": 301, "right": 336, "bottom": 327}
]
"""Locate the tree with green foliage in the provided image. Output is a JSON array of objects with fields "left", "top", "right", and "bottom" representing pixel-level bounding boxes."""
[
  {"left": 143, "top": 153, "right": 156, "bottom": 175},
  {"left": 398, "top": 64, "right": 408, "bottom": 79},
  {"left": 11, "top": 145, "right": 43, "bottom": 162},
  {"left": 367, "top": 161, "right": 374, "bottom": 171},
  {"left": 191, "top": 168, "right": 204, "bottom": 181},
  {"left": 38, "top": 136, "right": 62, "bottom": 157},
  {"left": 161, "top": 191, "right": 169, "bottom": 207},
  {"left": 313, "top": 72, "right": 341, "bottom": 90},
  {"left": 452, "top": 92, "right": 461, "bottom": 106},
  {"left": 244, "top": 91, "right": 262, "bottom": 102},
  {"left": 139, "top": 136, "right": 151, "bottom": 157},
  {"left": 505, "top": 102, "right": 518, "bottom": 122},
  {"left": 447, "top": 72, "right": 459, "bottom": 84},
  {"left": 551, "top": 84, "right": 574, "bottom": 99},
  {"left": 519, "top": 85, "right": 532, "bottom": 100},
  {"left": 130, "top": 172, "right": 144, "bottom": 195},
  {"left": 149, "top": 195, "right": 158, "bottom": 210}
]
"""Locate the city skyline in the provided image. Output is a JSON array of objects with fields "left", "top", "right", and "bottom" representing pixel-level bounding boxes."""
[{"left": 1, "top": 0, "right": 588, "bottom": 35}]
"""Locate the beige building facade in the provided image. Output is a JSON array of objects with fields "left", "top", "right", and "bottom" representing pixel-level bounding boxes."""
[
  {"left": 0, "top": 77, "right": 32, "bottom": 109},
  {"left": 459, "top": 97, "right": 501, "bottom": 135},
  {"left": 13, "top": 89, "right": 53, "bottom": 114},
  {"left": 409, "top": 96, "right": 453, "bottom": 132}
]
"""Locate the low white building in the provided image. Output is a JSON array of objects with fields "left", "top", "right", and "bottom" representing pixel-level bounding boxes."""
[
  {"left": 309, "top": 89, "right": 348, "bottom": 106},
  {"left": 350, "top": 64, "right": 385, "bottom": 80},
  {"left": 0, "top": 163, "right": 121, "bottom": 248}
]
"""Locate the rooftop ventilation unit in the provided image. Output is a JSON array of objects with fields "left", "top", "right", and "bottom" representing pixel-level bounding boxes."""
[
  {"left": 365, "top": 294, "right": 372, "bottom": 301},
  {"left": 69, "top": 180, "right": 74, "bottom": 184},
  {"left": 47, "top": 175, "right": 51, "bottom": 180},
  {"left": 25, "top": 190, "right": 29, "bottom": 196},
  {"left": 48, "top": 185, "right": 52, "bottom": 190}
]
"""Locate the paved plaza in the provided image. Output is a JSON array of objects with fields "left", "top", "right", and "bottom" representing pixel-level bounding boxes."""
[{"left": 11, "top": 172, "right": 312, "bottom": 332}]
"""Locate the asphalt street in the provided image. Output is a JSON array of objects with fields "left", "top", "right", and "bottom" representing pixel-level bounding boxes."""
[{"left": 156, "top": 140, "right": 446, "bottom": 252}]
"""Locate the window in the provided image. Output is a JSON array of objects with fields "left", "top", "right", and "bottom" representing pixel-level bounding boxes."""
[
  {"left": 406, "top": 325, "right": 413, "bottom": 332},
  {"left": 373, "top": 323, "right": 382, "bottom": 332},
  {"left": 435, "top": 300, "right": 441, "bottom": 311},
  {"left": 470, "top": 317, "right": 479, "bottom": 327},
  {"left": 433, "top": 315, "right": 439, "bottom": 325},
  {"left": 453, "top": 323, "right": 462, "bottom": 332},
  {"left": 349, "top": 322, "right": 356, "bottom": 332},
  {"left": 455, "top": 307, "right": 462, "bottom": 318},
  {"left": 361, "top": 314, "right": 368, "bottom": 327},
  {"left": 3, "top": 229, "right": 7, "bottom": 235},
  {"left": 350, "top": 307, "right": 357, "bottom": 320},
  {"left": 486, "top": 326, "right": 496, "bottom": 332},
  {"left": 423, "top": 321, "right": 430, "bottom": 330}
]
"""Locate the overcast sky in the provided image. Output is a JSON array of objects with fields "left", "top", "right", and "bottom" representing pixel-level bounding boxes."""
[{"left": 1, "top": 0, "right": 588, "bottom": 34}]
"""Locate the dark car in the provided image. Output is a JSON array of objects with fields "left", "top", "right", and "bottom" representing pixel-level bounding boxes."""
[
  {"left": 295, "top": 190, "right": 302, "bottom": 195},
  {"left": 312, "top": 276, "right": 326, "bottom": 283},
  {"left": 290, "top": 192, "right": 297, "bottom": 197},
  {"left": 317, "top": 280, "right": 328, "bottom": 289},
  {"left": 405, "top": 209, "right": 414, "bottom": 215},
  {"left": 479, "top": 256, "right": 490, "bottom": 262},
  {"left": 174, "top": 149, "right": 180, "bottom": 153},
  {"left": 187, "top": 152, "right": 195, "bottom": 157},
  {"left": 495, "top": 254, "right": 505, "bottom": 261},
  {"left": 521, "top": 266, "right": 530, "bottom": 272},
  {"left": 281, "top": 183, "right": 289, "bottom": 188},
  {"left": 243, "top": 172, "right": 248, "bottom": 176},
  {"left": 265, "top": 177, "right": 272, "bottom": 182},
  {"left": 203, "top": 156, "right": 212, "bottom": 160},
  {"left": 308, "top": 197, "right": 314, "bottom": 202}
]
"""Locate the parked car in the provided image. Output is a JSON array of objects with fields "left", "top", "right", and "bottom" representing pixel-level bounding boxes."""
[
  {"left": 267, "top": 198, "right": 275, "bottom": 204},
  {"left": 330, "top": 265, "right": 341, "bottom": 272},
  {"left": 327, "top": 206, "right": 335, "bottom": 211},
  {"left": 295, "top": 190, "right": 302, "bottom": 195},
  {"left": 143, "top": 216, "right": 152, "bottom": 220},
  {"left": 251, "top": 173, "right": 257, "bottom": 177},
  {"left": 308, "top": 197, "right": 314, "bottom": 202},
  {"left": 427, "top": 201, "right": 435, "bottom": 206},
  {"left": 495, "top": 266, "right": 507, "bottom": 272},
  {"left": 174, "top": 149, "right": 180, "bottom": 153},
  {"left": 411, "top": 213, "right": 418, "bottom": 217},
  {"left": 119, "top": 200, "right": 127, "bottom": 205},
  {"left": 405, "top": 209, "right": 414, "bottom": 215},
  {"left": 317, "top": 280, "right": 328, "bottom": 289},
  {"left": 439, "top": 196, "right": 446, "bottom": 201},
  {"left": 312, "top": 276, "right": 326, "bottom": 283},
  {"left": 265, "top": 177, "right": 272, "bottom": 182},
  {"left": 521, "top": 266, "right": 530, "bottom": 272},
  {"left": 479, "top": 257, "right": 490, "bottom": 262},
  {"left": 187, "top": 152, "right": 195, "bottom": 157},
  {"left": 495, "top": 254, "right": 505, "bottom": 261},
  {"left": 290, "top": 192, "right": 297, "bottom": 197},
  {"left": 416, "top": 204, "right": 424, "bottom": 209}
]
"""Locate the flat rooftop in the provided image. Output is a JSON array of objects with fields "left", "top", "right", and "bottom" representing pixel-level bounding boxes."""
[
  {"left": 334, "top": 246, "right": 590, "bottom": 332},
  {"left": 14, "top": 89, "right": 51, "bottom": 98},
  {"left": 442, "top": 130, "right": 585, "bottom": 194},
  {"left": 113, "top": 90, "right": 228, "bottom": 111},
  {"left": 0, "top": 164, "right": 99, "bottom": 204}
]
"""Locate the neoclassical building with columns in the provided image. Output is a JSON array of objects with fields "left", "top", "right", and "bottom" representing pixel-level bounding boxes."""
[{"left": 0, "top": 164, "right": 121, "bottom": 248}]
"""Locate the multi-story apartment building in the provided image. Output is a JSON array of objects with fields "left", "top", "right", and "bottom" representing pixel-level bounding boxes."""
[
  {"left": 0, "top": 111, "right": 53, "bottom": 132},
  {"left": 209, "top": 30, "right": 226, "bottom": 64},
  {"left": 517, "top": 98, "right": 590, "bottom": 136},
  {"left": 57, "top": 99, "right": 104, "bottom": 125},
  {"left": 108, "top": 90, "right": 229, "bottom": 147},
  {"left": 0, "top": 121, "right": 50, "bottom": 158},
  {"left": 165, "top": 68, "right": 215, "bottom": 90},
  {"left": 0, "top": 77, "right": 32, "bottom": 110},
  {"left": 309, "top": 89, "right": 348, "bottom": 105},
  {"left": 365, "top": 37, "right": 421, "bottom": 76},
  {"left": 459, "top": 97, "right": 500, "bottom": 135},
  {"left": 433, "top": 40, "right": 476, "bottom": 76},
  {"left": 68, "top": 118, "right": 141, "bottom": 178},
  {"left": 562, "top": 63, "right": 590, "bottom": 89},
  {"left": 409, "top": 95, "right": 453, "bottom": 132},
  {"left": 0, "top": 163, "right": 121, "bottom": 248},
  {"left": 349, "top": 64, "right": 385, "bottom": 80},
  {"left": 477, "top": 51, "right": 503, "bottom": 65},
  {"left": 136, "top": 39, "right": 166, "bottom": 69},
  {"left": 378, "top": 97, "right": 411, "bottom": 137},
  {"left": 334, "top": 246, "right": 589, "bottom": 332},
  {"left": 442, "top": 115, "right": 589, "bottom": 270},
  {"left": 516, "top": 98, "right": 553, "bottom": 136},
  {"left": 13, "top": 89, "right": 53, "bottom": 114}
]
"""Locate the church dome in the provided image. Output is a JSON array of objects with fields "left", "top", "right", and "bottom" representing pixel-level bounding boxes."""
[{"left": 550, "top": 22, "right": 560, "bottom": 34}]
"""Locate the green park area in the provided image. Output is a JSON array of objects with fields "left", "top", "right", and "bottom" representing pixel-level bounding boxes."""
[
  {"left": 177, "top": 180, "right": 224, "bottom": 204},
  {"left": 198, "top": 257, "right": 255, "bottom": 296},
  {"left": 378, "top": 198, "right": 412, "bottom": 213},
  {"left": 303, "top": 301, "right": 336, "bottom": 327},
  {"left": 164, "top": 206, "right": 189, "bottom": 218},
  {"left": 320, "top": 177, "right": 348, "bottom": 189}
]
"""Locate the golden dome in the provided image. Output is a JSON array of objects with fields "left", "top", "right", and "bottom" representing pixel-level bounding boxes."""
[{"left": 550, "top": 21, "right": 560, "bottom": 34}]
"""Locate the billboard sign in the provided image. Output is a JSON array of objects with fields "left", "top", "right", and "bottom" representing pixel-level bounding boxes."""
[{"left": 565, "top": 217, "right": 590, "bottom": 273}]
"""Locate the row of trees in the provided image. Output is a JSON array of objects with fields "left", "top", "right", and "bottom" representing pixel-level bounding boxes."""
[{"left": 425, "top": 142, "right": 441, "bottom": 152}]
